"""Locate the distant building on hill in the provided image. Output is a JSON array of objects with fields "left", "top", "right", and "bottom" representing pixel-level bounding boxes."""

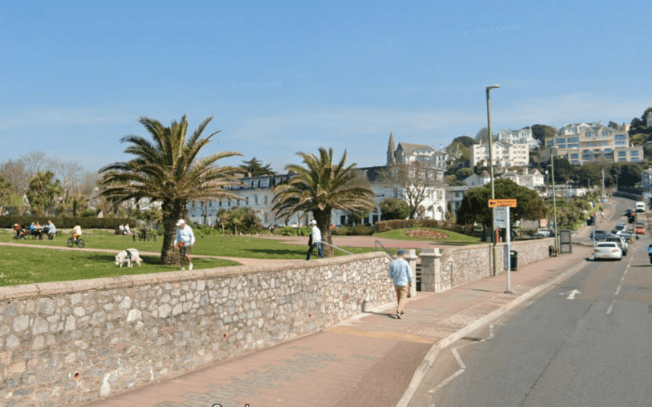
[
  {"left": 544, "top": 122, "right": 643, "bottom": 165},
  {"left": 496, "top": 127, "right": 539, "bottom": 150},
  {"left": 386, "top": 132, "right": 449, "bottom": 170}
]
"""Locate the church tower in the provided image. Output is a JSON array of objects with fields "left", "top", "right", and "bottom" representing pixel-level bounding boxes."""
[{"left": 387, "top": 132, "right": 396, "bottom": 166}]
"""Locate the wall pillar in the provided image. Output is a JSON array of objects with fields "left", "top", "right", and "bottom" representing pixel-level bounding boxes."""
[
  {"left": 404, "top": 249, "right": 419, "bottom": 297},
  {"left": 419, "top": 248, "right": 441, "bottom": 292}
]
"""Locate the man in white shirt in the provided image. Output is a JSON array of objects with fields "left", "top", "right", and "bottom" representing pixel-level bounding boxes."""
[
  {"left": 173, "top": 219, "right": 195, "bottom": 270},
  {"left": 306, "top": 220, "right": 325, "bottom": 260}
]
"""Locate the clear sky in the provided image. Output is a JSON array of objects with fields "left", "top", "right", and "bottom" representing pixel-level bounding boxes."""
[{"left": 1, "top": 0, "right": 651, "bottom": 173}]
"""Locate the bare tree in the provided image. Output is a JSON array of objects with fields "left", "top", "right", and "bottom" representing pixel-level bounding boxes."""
[
  {"left": 50, "top": 159, "right": 83, "bottom": 198},
  {"left": 20, "top": 151, "right": 50, "bottom": 175},
  {"left": 381, "top": 163, "right": 444, "bottom": 219},
  {"left": 0, "top": 159, "right": 31, "bottom": 194}
]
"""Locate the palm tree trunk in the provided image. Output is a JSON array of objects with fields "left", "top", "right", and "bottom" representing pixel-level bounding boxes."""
[
  {"left": 161, "top": 200, "right": 185, "bottom": 265},
  {"left": 314, "top": 209, "right": 333, "bottom": 257}
]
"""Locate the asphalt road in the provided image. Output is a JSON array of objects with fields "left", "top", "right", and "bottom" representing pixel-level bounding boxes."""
[{"left": 410, "top": 199, "right": 652, "bottom": 407}]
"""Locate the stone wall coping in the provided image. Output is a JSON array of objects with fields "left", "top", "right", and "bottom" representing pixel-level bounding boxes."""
[
  {"left": 0, "top": 251, "right": 391, "bottom": 301},
  {"left": 439, "top": 237, "right": 555, "bottom": 255}
]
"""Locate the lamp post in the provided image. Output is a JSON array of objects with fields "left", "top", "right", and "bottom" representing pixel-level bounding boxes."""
[
  {"left": 549, "top": 147, "right": 559, "bottom": 249},
  {"left": 486, "top": 84, "right": 500, "bottom": 276}
]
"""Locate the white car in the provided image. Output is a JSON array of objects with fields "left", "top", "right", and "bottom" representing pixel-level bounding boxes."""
[{"left": 594, "top": 242, "right": 622, "bottom": 261}]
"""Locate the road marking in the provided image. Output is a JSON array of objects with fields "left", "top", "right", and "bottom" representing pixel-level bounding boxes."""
[
  {"left": 615, "top": 285, "right": 621, "bottom": 296},
  {"left": 566, "top": 289, "right": 581, "bottom": 300},
  {"left": 607, "top": 299, "right": 617, "bottom": 315}
]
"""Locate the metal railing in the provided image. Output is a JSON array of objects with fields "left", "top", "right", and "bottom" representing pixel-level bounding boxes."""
[
  {"left": 320, "top": 241, "right": 354, "bottom": 255},
  {"left": 374, "top": 240, "right": 393, "bottom": 257}
]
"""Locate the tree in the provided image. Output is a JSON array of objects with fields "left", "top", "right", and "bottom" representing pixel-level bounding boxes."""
[
  {"left": 450, "top": 135, "right": 476, "bottom": 148},
  {"left": 273, "top": 148, "right": 375, "bottom": 257},
  {"left": 0, "top": 159, "right": 31, "bottom": 194},
  {"left": 617, "top": 163, "right": 642, "bottom": 187},
  {"left": 531, "top": 124, "right": 557, "bottom": 147},
  {"left": 216, "top": 207, "right": 262, "bottom": 234},
  {"left": 379, "top": 198, "right": 410, "bottom": 220},
  {"left": 0, "top": 174, "right": 12, "bottom": 215},
  {"left": 26, "top": 171, "right": 62, "bottom": 216},
  {"left": 543, "top": 157, "right": 573, "bottom": 184},
  {"left": 475, "top": 127, "right": 490, "bottom": 143},
  {"left": 608, "top": 121, "right": 620, "bottom": 129},
  {"left": 239, "top": 157, "right": 276, "bottom": 177},
  {"left": 457, "top": 178, "right": 548, "bottom": 229},
  {"left": 382, "top": 163, "right": 442, "bottom": 219},
  {"left": 99, "top": 115, "right": 242, "bottom": 264}
]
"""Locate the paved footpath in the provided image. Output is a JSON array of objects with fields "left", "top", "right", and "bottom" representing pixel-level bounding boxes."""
[{"left": 80, "top": 246, "right": 593, "bottom": 407}]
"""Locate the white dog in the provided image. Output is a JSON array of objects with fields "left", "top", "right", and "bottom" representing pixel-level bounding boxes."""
[{"left": 115, "top": 249, "right": 142, "bottom": 267}]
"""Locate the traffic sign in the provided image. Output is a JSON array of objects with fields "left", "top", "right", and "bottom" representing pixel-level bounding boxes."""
[{"left": 488, "top": 199, "right": 517, "bottom": 208}]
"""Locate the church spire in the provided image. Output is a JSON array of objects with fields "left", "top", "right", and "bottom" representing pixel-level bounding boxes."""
[{"left": 387, "top": 131, "right": 396, "bottom": 165}]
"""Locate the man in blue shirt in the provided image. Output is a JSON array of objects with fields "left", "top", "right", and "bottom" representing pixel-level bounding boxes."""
[
  {"left": 306, "top": 220, "right": 325, "bottom": 260},
  {"left": 173, "top": 219, "right": 196, "bottom": 271},
  {"left": 388, "top": 249, "right": 412, "bottom": 319}
]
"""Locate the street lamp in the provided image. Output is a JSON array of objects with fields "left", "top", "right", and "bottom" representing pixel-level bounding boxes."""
[{"left": 486, "top": 84, "right": 500, "bottom": 277}]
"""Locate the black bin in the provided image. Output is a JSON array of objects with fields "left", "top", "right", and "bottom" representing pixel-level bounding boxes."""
[{"left": 510, "top": 250, "right": 518, "bottom": 271}]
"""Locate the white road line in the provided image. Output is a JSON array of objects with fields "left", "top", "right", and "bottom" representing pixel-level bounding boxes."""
[
  {"left": 607, "top": 298, "right": 617, "bottom": 315},
  {"left": 452, "top": 347, "right": 466, "bottom": 369},
  {"left": 615, "top": 285, "right": 621, "bottom": 296}
]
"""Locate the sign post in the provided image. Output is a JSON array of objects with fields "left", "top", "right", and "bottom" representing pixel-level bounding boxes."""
[{"left": 489, "top": 200, "right": 516, "bottom": 294}]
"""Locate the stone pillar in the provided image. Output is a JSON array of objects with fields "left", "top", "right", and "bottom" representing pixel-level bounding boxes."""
[
  {"left": 419, "top": 248, "right": 441, "bottom": 292},
  {"left": 404, "top": 249, "right": 419, "bottom": 298}
]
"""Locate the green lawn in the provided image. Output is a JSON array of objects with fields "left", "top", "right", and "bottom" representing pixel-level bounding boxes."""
[
  {"left": 0, "top": 232, "right": 373, "bottom": 259},
  {"left": 374, "top": 227, "right": 481, "bottom": 244},
  {"left": 0, "top": 246, "right": 239, "bottom": 287}
]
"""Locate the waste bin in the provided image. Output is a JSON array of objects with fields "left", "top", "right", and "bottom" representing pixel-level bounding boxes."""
[{"left": 510, "top": 250, "right": 518, "bottom": 271}]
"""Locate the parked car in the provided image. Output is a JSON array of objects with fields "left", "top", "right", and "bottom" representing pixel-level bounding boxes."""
[
  {"left": 614, "top": 222, "right": 626, "bottom": 231},
  {"left": 534, "top": 228, "right": 553, "bottom": 238},
  {"left": 590, "top": 230, "right": 609, "bottom": 240},
  {"left": 594, "top": 242, "right": 622, "bottom": 261},
  {"left": 636, "top": 202, "right": 646, "bottom": 212},
  {"left": 606, "top": 236, "right": 628, "bottom": 256},
  {"left": 635, "top": 222, "right": 646, "bottom": 235}
]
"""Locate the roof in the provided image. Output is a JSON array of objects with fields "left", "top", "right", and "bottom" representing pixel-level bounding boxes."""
[{"left": 396, "top": 142, "right": 434, "bottom": 154}]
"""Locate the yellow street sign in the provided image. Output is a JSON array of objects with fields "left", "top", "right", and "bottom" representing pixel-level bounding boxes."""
[{"left": 488, "top": 199, "right": 517, "bottom": 208}]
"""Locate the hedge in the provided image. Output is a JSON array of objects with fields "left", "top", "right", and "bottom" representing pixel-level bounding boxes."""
[
  {"left": 373, "top": 219, "right": 475, "bottom": 235},
  {"left": 0, "top": 216, "right": 137, "bottom": 229}
]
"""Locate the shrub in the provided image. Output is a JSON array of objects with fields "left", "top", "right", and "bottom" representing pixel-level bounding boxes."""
[
  {"left": 352, "top": 224, "right": 373, "bottom": 236},
  {"left": 0, "top": 216, "right": 136, "bottom": 229},
  {"left": 333, "top": 226, "right": 349, "bottom": 236},
  {"left": 373, "top": 219, "right": 474, "bottom": 236}
]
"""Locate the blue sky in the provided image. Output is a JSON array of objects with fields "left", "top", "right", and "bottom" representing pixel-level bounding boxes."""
[{"left": 1, "top": 0, "right": 651, "bottom": 173}]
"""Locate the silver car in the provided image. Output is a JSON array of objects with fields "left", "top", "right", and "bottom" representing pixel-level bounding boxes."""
[
  {"left": 606, "top": 236, "right": 628, "bottom": 256},
  {"left": 594, "top": 242, "right": 622, "bottom": 261}
]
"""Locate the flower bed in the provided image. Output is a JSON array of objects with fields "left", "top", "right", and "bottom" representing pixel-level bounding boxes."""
[{"left": 405, "top": 229, "right": 449, "bottom": 240}]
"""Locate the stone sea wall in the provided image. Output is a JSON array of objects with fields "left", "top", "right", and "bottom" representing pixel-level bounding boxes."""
[{"left": 0, "top": 252, "right": 393, "bottom": 406}]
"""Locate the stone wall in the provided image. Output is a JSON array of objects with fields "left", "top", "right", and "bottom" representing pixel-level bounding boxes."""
[
  {"left": 422, "top": 238, "right": 555, "bottom": 292},
  {"left": 0, "top": 252, "right": 394, "bottom": 406}
]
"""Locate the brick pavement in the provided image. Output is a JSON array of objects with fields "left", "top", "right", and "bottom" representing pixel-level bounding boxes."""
[{"left": 81, "top": 245, "right": 592, "bottom": 407}]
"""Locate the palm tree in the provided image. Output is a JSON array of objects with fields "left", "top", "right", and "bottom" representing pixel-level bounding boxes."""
[
  {"left": 99, "top": 115, "right": 241, "bottom": 264},
  {"left": 273, "top": 147, "right": 375, "bottom": 257}
]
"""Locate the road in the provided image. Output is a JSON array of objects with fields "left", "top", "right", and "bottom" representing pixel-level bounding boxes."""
[{"left": 410, "top": 198, "right": 652, "bottom": 407}]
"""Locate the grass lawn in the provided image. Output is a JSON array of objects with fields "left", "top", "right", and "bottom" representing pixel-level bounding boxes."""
[
  {"left": 0, "top": 231, "right": 373, "bottom": 259},
  {"left": 374, "top": 227, "right": 481, "bottom": 245},
  {"left": 0, "top": 246, "right": 239, "bottom": 287}
]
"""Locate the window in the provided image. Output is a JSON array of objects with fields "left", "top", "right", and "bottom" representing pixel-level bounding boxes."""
[
  {"left": 245, "top": 198, "right": 249, "bottom": 206},
  {"left": 631, "top": 150, "right": 639, "bottom": 156},
  {"left": 567, "top": 143, "right": 579, "bottom": 148},
  {"left": 604, "top": 148, "right": 612, "bottom": 153},
  {"left": 632, "top": 157, "right": 640, "bottom": 162},
  {"left": 599, "top": 141, "right": 608, "bottom": 146},
  {"left": 605, "top": 154, "right": 613, "bottom": 159},
  {"left": 570, "top": 154, "right": 579, "bottom": 159},
  {"left": 571, "top": 160, "right": 580, "bottom": 165},
  {"left": 557, "top": 144, "right": 567, "bottom": 149},
  {"left": 555, "top": 138, "right": 566, "bottom": 144},
  {"left": 585, "top": 132, "right": 592, "bottom": 137},
  {"left": 583, "top": 155, "right": 593, "bottom": 161},
  {"left": 615, "top": 141, "right": 626, "bottom": 146},
  {"left": 219, "top": 200, "right": 222, "bottom": 207},
  {"left": 614, "top": 134, "right": 626, "bottom": 140},
  {"left": 260, "top": 179, "right": 268, "bottom": 188},
  {"left": 618, "top": 151, "right": 627, "bottom": 157},
  {"left": 254, "top": 195, "right": 259, "bottom": 205},
  {"left": 547, "top": 141, "right": 554, "bottom": 147},
  {"left": 264, "top": 196, "right": 268, "bottom": 205},
  {"left": 601, "top": 131, "right": 608, "bottom": 137},
  {"left": 568, "top": 137, "right": 579, "bottom": 143},
  {"left": 618, "top": 158, "right": 627, "bottom": 162}
]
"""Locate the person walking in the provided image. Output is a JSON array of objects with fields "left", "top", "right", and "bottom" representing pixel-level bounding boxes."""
[
  {"left": 388, "top": 249, "right": 412, "bottom": 319},
  {"left": 173, "top": 219, "right": 195, "bottom": 270},
  {"left": 306, "top": 220, "right": 325, "bottom": 260}
]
